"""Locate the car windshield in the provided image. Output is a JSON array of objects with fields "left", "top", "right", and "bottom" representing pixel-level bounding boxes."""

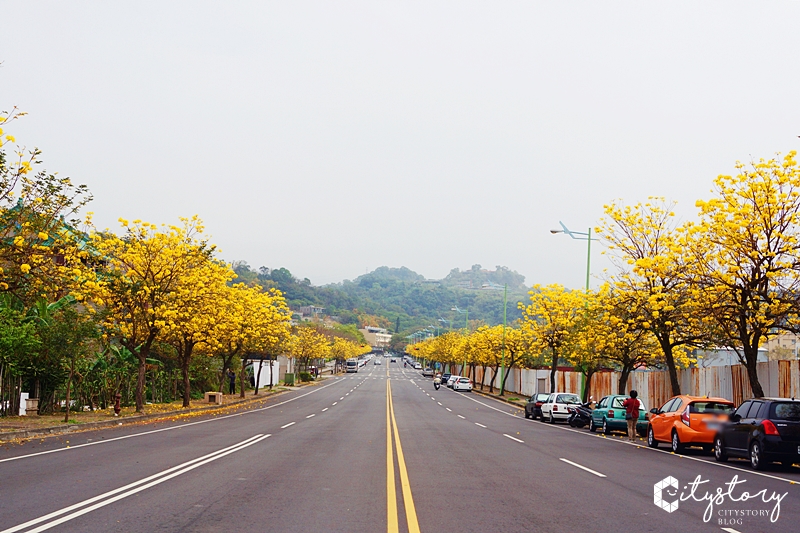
[
  {"left": 772, "top": 402, "right": 800, "bottom": 420},
  {"left": 557, "top": 394, "right": 580, "bottom": 404},
  {"left": 689, "top": 401, "right": 734, "bottom": 414}
]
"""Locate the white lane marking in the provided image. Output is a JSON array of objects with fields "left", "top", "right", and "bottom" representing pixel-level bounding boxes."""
[
  {"left": 322, "top": 408, "right": 328, "bottom": 412},
  {"left": 457, "top": 415, "right": 465, "bottom": 419},
  {"left": 340, "top": 397, "right": 344, "bottom": 400},
  {"left": 332, "top": 402, "right": 338, "bottom": 406},
  {"left": 475, "top": 423, "right": 487, "bottom": 428},
  {"left": 0, "top": 435, "right": 269, "bottom": 533},
  {"left": 437, "top": 402, "right": 442, "bottom": 406},
  {"left": 345, "top": 393, "right": 350, "bottom": 396},
  {"left": 721, "top": 528, "right": 743, "bottom": 533},
  {"left": 305, "top": 414, "right": 315, "bottom": 419},
  {"left": 503, "top": 434, "right": 524, "bottom": 443},
  {"left": 0, "top": 378, "right": 342, "bottom": 464},
  {"left": 446, "top": 408, "right": 452, "bottom": 412},
  {"left": 281, "top": 422, "right": 296, "bottom": 429},
  {"left": 559, "top": 458, "right": 606, "bottom": 477}
]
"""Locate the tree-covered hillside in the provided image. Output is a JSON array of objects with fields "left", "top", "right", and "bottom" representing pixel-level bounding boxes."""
[{"left": 231, "top": 263, "right": 531, "bottom": 338}]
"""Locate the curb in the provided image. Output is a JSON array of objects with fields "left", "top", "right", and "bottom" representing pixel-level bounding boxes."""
[
  {"left": 0, "top": 384, "right": 305, "bottom": 444},
  {"left": 471, "top": 388, "right": 527, "bottom": 409}
]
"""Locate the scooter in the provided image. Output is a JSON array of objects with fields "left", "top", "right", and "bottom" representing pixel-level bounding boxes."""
[
  {"left": 433, "top": 376, "right": 441, "bottom": 390},
  {"left": 567, "top": 401, "right": 593, "bottom": 428}
]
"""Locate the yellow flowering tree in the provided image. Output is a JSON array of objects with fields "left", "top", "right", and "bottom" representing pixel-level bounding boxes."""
[
  {"left": 92, "top": 216, "right": 217, "bottom": 412},
  {"left": 520, "top": 284, "right": 585, "bottom": 393},
  {"left": 597, "top": 198, "right": 709, "bottom": 395},
  {"left": 687, "top": 151, "right": 800, "bottom": 397}
]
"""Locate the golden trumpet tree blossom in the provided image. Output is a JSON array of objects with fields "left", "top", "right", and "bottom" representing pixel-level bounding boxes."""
[
  {"left": 597, "top": 198, "right": 709, "bottom": 395},
  {"left": 687, "top": 151, "right": 800, "bottom": 397}
]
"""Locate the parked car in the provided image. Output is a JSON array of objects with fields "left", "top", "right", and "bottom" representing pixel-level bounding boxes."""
[
  {"left": 525, "top": 393, "right": 551, "bottom": 420},
  {"left": 714, "top": 398, "right": 800, "bottom": 470},
  {"left": 590, "top": 395, "right": 648, "bottom": 437},
  {"left": 646, "top": 395, "right": 734, "bottom": 453},
  {"left": 422, "top": 368, "right": 434, "bottom": 377},
  {"left": 414, "top": 362, "right": 422, "bottom": 370},
  {"left": 446, "top": 375, "right": 460, "bottom": 388},
  {"left": 440, "top": 373, "right": 452, "bottom": 386},
  {"left": 540, "top": 392, "right": 582, "bottom": 424},
  {"left": 453, "top": 377, "right": 473, "bottom": 392}
]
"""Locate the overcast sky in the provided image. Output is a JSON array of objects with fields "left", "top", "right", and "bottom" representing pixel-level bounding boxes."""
[{"left": 3, "top": 1, "right": 799, "bottom": 288}]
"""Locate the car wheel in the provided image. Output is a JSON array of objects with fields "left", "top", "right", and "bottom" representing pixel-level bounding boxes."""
[
  {"left": 714, "top": 435, "right": 728, "bottom": 462},
  {"left": 602, "top": 418, "right": 611, "bottom": 435},
  {"left": 548, "top": 413, "right": 555, "bottom": 424},
  {"left": 589, "top": 418, "right": 597, "bottom": 433},
  {"left": 539, "top": 412, "right": 547, "bottom": 422},
  {"left": 647, "top": 426, "right": 658, "bottom": 448},
  {"left": 671, "top": 430, "right": 684, "bottom": 454},
  {"left": 524, "top": 410, "right": 531, "bottom": 420},
  {"left": 750, "top": 441, "right": 766, "bottom": 470}
]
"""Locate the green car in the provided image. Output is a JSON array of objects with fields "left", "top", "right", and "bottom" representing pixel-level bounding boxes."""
[{"left": 589, "top": 395, "right": 648, "bottom": 436}]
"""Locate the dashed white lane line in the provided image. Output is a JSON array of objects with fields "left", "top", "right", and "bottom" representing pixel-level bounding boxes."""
[
  {"left": 281, "top": 422, "right": 296, "bottom": 429},
  {"left": 475, "top": 423, "right": 487, "bottom": 428},
  {"left": 322, "top": 408, "right": 328, "bottom": 412},
  {"left": 306, "top": 414, "right": 316, "bottom": 419},
  {"left": 446, "top": 408, "right": 452, "bottom": 412},
  {"left": 332, "top": 402, "right": 338, "bottom": 405},
  {"left": 346, "top": 393, "right": 350, "bottom": 396},
  {"left": 504, "top": 434, "right": 524, "bottom": 443},
  {"left": 340, "top": 397, "right": 344, "bottom": 400},
  {"left": 721, "top": 528, "right": 743, "bottom": 533},
  {"left": 457, "top": 415, "right": 465, "bottom": 419},
  {"left": 559, "top": 458, "right": 605, "bottom": 477},
  {"left": 437, "top": 402, "right": 442, "bottom": 406}
]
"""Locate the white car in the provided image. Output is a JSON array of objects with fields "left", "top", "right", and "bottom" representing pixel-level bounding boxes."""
[
  {"left": 373, "top": 359, "right": 382, "bottom": 365},
  {"left": 414, "top": 362, "right": 422, "bottom": 370},
  {"left": 540, "top": 392, "right": 582, "bottom": 424},
  {"left": 446, "top": 375, "right": 460, "bottom": 388},
  {"left": 453, "top": 377, "right": 472, "bottom": 392}
]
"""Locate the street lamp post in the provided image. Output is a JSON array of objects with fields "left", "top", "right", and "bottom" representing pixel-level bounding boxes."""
[{"left": 550, "top": 221, "right": 599, "bottom": 399}]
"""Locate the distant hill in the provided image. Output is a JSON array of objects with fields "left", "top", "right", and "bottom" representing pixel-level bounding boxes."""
[{"left": 231, "top": 262, "right": 532, "bottom": 343}]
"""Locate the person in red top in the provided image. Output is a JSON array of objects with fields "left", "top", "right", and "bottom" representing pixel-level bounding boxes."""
[{"left": 622, "top": 390, "right": 641, "bottom": 442}]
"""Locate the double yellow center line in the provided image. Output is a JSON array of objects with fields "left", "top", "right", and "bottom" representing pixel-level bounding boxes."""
[{"left": 386, "top": 379, "right": 420, "bottom": 533}]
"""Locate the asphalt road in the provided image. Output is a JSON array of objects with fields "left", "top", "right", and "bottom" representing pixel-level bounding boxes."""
[{"left": 1, "top": 359, "right": 799, "bottom": 533}]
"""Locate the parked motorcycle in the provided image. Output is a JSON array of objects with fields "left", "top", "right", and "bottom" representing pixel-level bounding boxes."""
[{"left": 567, "top": 401, "right": 593, "bottom": 428}]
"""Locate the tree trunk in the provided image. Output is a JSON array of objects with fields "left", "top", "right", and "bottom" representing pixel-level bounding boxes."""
[
  {"left": 255, "top": 356, "right": 264, "bottom": 395},
  {"left": 658, "top": 338, "right": 681, "bottom": 396},
  {"left": 618, "top": 365, "right": 632, "bottom": 395},
  {"left": 583, "top": 370, "right": 595, "bottom": 402},
  {"left": 239, "top": 357, "right": 247, "bottom": 399},
  {"left": 64, "top": 360, "right": 74, "bottom": 423},
  {"left": 743, "top": 346, "right": 765, "bottom": 397},
  {"left": 181, "top": 343, "right": 194, "bottom": 407},
  {"left": 135, "top": 353, "right": 147, "bottom": 412},
  {"left": 269, "top": 356, "right": 274, "bottom": 390},
  {"left": 549, "top": 348, "right": 558, "bottom": 393}
]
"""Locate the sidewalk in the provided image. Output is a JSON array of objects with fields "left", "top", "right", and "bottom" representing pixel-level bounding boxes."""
[{"left": 0, "top": 379, "right": 325, "bottom": 444}]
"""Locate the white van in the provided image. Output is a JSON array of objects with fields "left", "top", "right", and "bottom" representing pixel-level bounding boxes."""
[{"left": 345, "top": 359, "right": 359, "bottom": 373}]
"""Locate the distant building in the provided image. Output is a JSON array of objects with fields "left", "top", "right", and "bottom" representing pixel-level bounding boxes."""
[
  {"left": 360, "top": 326, "right": 391, "bottom": 349},
  {"left": 694, "top": 347, "right": 769, "bottom": 368},
  {"left": 763, "top": 332, "right": 800, "bottom": 359}
]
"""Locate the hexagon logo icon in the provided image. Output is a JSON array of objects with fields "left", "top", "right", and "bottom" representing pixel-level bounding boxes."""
[{"left": 654, "top": 476, "right": 679, "bottom": 513}]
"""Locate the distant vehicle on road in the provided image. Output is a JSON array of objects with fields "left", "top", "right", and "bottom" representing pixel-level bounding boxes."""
[
  {"left": 446, "top": 375, "right": 460, "bottom": 388},
  {"left": 345, "top": 359, "right": 359, "bottom": 373},
  {"left": 422, "top": 368, "right": 434, "bottom": 377},
  {"left": 453, "top": 377, "right": 472, "bottom": 392},
  {"left": 440, "top": 373, "right": 452, "bottom": 386},
  {"left": 714, "top": 398, "right": 800, "bottom": 470},
  {"left": 525, "top": 393, "right": 551, "bottom": 420},
  {"left": 540, "top": 393, "right": 581, "bottom": 424},
  {"left": 374, "top": 359, "right": 382, "bottom": 365},
  {"left": 390, "top": 357, "right": 396, "bottom": 363},
  {"left": 413, "top": 362, "right": 422, "bottom": 370}
]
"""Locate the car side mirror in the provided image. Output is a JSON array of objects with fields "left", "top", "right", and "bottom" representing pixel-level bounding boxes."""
[
  {"left": 729, "top": 413, "right": 741, "bottom": 422},
  {"left": 650, "top": 408, "right": 659, "bottom": 415}
]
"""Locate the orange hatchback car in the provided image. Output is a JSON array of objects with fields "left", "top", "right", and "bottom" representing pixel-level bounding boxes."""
[{"left": 646, "top": 395, "right": 735, "bottom": 453}]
